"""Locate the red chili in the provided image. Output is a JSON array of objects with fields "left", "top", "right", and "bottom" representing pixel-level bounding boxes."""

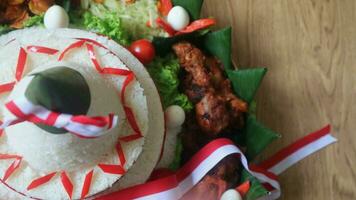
[
  {"left": 156, "top": 17, "right": 176, "bottom": 36},
  {"left": 146, "top": 20, "right": 152, "bottom": 28},
  {"left": 176, "top": 18, "right": 216, "bottom": 35},
  {"left": 236, "top": 181, "right": 250, "bottom": 197},
  {"left": 158, "top": 0, "right": 173, "bottom": 16}
]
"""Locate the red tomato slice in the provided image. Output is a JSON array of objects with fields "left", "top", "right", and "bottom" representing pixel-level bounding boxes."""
[
  {"left": 176, "top": 18, "right": 216, "bottom": 35},
  {"left": 128, "top": 39, "right": 156, "bottom": 65}
]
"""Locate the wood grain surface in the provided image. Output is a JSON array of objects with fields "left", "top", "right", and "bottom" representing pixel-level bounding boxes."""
[{"left": 202, "top": 0, "right": 356, "bottom": 199}]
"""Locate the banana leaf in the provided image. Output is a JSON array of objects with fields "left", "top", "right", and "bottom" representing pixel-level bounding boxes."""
[
  {"left": 25, "top": 67, "right": 91, "bottom": 134},
  {"left": 172, "top": 0, "right": 204, "bottom": 20}
]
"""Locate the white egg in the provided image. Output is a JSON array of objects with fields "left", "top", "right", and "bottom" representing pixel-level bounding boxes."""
[
  {"left": 167, "top": 6, "right": 190, "bottom": 31},
  {"left": 44, "top": 5, "right": 69, "bottom": 29},
  {"left": 220, "top": 189, "right": 242, "bottom": 200},
  {"left": 165, "top": 105, "right": 185, "bottom": 128}
]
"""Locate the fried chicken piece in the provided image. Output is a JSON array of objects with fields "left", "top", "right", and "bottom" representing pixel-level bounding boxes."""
[
  {"left": 183, "top": 74, "right": 207, "bottom": 103},
  {"left": 195, "top": 92, "right": 230, "bottom": 136},
  {"left": 205, "top": 57, "right": 225, "bottom": 88},
  {"left": 180, "top": 156, "right": 240, "bottom": 200},
  {"left": 173, "top": 42, "right": 210, "bottom": 87},
  {"left": 180, "top": 175, "right": 227, "bottom": 200},
  {"left": 173, "top": 42, "right": 248, "bottom": 136},
  {"left": 206, "top": 57, "right": 248, "bottom": 114}
]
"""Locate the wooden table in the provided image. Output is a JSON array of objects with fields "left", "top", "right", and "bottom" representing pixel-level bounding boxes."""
[{"left": 202, "top": 0, "right": 356, "bottom": 199}]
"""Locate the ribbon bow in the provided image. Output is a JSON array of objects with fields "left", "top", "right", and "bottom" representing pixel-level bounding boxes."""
[{"left": 0, "top": 96, "right": 119, "bottom": 138}]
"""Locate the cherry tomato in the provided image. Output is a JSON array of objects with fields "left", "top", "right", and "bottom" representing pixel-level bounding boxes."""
[{"left": 128, "top": 39, "right": 156, "bottom": 65}]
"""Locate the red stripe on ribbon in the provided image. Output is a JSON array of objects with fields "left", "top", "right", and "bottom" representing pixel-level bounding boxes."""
[
  {"left": 5, "top": 101, "right": 43, "bottom": 124},
  {"left": 0, "top": 154, "right": 22, "bottom": 160},
  {"left": 81, "top": 170, "right": 94, "bottom": 199},
  {"left": 98, "top": 164, "right": 126, "bottom": 175},
  {"left": 262, "top": 182, "right": 275, "bottom": 192},
  {"left": 121, "top": 73, "right": 134, "bottom": 104},
  {"left": 71, "top": 115, "right": 112, "bottom": 127},
  {"left": 58, "top": 40, "right": 86, "bottom": 61},
  {"left": 116, "top": 142, "right": 126, "bottom": 166},
  {"left": 101, "top": 68, "right": 132, "bottom": 76},
  {"left": 249, "top": 164, "right": 278, "bottom": 181},
  {"left": 46, "top": 112, "right": 60, "bottom": 126},
  {"left": 86, "top": 43, "right": 103, "bottom": 73},
  {"left": 0, "top": 82, "right": 15, "bottom": 94},
  {"left": 259, "top": 125, "right": 331, "bottom": 170},
  {"left": 123, "top": 106, "right": 141, "bottom": 136},
  {"left": 27, "top": 172, "right": 57, "bottom": 191},
  {"left": 15, "top": 48, "right": 27, "bottom": 81},
  {"left": 119, "top": 107, "right": 143, "bottom": 142},
  {"left": 60, "top": 171, "right": 73, "bottom": 199},
  {"left": 119, "top": 133, "right": 143, "bottom": 143},
  {"left": 27, "top": 46, "right": 59, "bottom": 55},
  {"left": 77, "top": 38, "right": 108, "bottom": 50},
  {"left": 3, "top": 158, "right": 22, "bottom": 181},
  {"left": 3, "top": 98, "right": 118, "bottom": 138},
  {"left": 176, "top": 138, "right": 233, "bottom": 181}
]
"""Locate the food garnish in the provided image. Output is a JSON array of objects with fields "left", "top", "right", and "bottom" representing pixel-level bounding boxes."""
[{"left": 128, "top": 39, "right": 156, "bottom": 64}]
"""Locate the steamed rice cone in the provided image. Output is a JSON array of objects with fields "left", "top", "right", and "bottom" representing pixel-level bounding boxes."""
[
  {"left": 0, "top": 28, "right": 166, "bottom": 199},
  {"left": 5, "top": 62, "right": 126, "bottom": 173}
]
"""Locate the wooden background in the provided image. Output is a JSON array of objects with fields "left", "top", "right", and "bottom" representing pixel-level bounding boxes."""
[{"left": 202, "top": 0, "right": 356, "bottom": 199}]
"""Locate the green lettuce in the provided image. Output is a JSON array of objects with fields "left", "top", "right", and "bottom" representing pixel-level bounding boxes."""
[
  {"left": 23, "top": 15, "right": 44, "bottom": 28},
  {"left": 89, "top": 1, "right": 166, "bottom": 40},
  {"left": 0, "top": 25, "right": 13, "bottom": 36},
  {"left": 83, "top": 12, "right": 129, "bottom": 45},
  {"left": 148, "top": 55, "right": 193, "bottom": 112}
]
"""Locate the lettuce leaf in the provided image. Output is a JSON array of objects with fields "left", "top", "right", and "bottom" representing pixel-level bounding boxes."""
[
  {"left": 23, "top": 15, "right": 44, "bottom": 28},
  {"left": 0, "top": 25, "right": 13, "bottom": 36},
  {"left": 83, "top": 12, "right": 129, "bottom": 45},
  {"left": 147, "top": 55, "right": 193, "bottom": 112}
]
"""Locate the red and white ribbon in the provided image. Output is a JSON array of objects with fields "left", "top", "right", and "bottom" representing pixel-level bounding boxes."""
[
  {"left": 98, "top": 125, "right": 336, "bottom": 200},
  {"left": 0, "top": 96, "right": 119, "bottom": 138},
  {"left": 256, "top": 125, "right": 337, "bottom": 199}
]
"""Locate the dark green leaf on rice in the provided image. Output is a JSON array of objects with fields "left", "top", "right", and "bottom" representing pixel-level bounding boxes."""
[{"left": 25, "top": 67, "right": 91, "bottom": 134}]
